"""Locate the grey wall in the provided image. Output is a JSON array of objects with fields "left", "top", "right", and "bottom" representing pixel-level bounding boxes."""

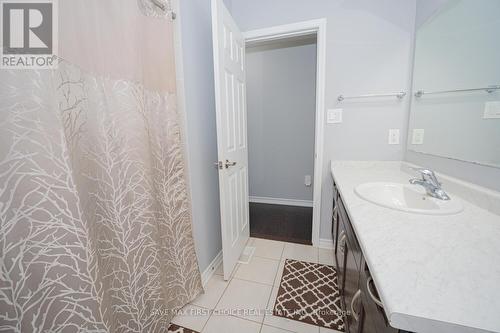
[
  {"left": 177, "top": 0, "right": 222, "bottom": 272},
  {"left": 246, "top": 38, "right": 317, "bottom": 201},
  {"left": 415, "top": 0, "right": 449, "bottom": 28},
  {"left": 223, "top": 0, "right": 232, "bottom": 12},
  {"left": 229, "top": 0, "right": 417, "bottom": 241}
]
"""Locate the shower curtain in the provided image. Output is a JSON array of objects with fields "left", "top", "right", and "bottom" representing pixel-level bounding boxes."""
[{"left": 0, "top": 0, "right": 203, "bottom": 332}]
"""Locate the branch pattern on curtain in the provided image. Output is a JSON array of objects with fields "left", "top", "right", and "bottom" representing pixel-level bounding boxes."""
[
  {"left": 0, "top": 60, "right": 203, "bottom": 332},
  {"left": 137, "top": 0, "right": 172, "bottom": 18}
]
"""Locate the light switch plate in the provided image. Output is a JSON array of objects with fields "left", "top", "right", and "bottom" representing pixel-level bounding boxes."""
[
  {"left": 327, "top": 109, "right": 342, "bottom": 124},
  {"left": 412, "top": 129, "right": 425, "bottom": 145},
  {"left": 388, "top": 129, "right": 400, "bottom": 145},
  {"left": 484, "top": 101, "right": 500, "bottom": 119}
]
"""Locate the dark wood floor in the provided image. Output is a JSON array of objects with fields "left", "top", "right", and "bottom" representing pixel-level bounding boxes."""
[{"left": 249, "top": 202, "right": 313, "bottom": 245}]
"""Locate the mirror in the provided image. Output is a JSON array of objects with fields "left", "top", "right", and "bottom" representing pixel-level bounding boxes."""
[{"left": 408, "top": 0, "right": 500, "bottom": 167}]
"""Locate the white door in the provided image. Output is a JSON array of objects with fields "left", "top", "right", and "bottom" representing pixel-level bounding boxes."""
[{"left": 211, "top": 0, "right": 250, "bottom": 280}]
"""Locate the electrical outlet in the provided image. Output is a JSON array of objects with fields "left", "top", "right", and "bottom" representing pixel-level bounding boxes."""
[
  {"left": 484, "top": 101, "right": 500, "bottom": 119},
  {"left": 412, "top": 129, "right": 425, "bottom": 145},
  {"left": 388, "top": 129, "right": 400, "bottom": 145},
  {"left": 327, "top": 109, "right": 342, "bottom": 124}
]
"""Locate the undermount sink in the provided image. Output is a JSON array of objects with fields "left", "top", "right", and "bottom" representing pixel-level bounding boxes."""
[{"left": 354, "top": 182, "right": 463, "bottom": 215}]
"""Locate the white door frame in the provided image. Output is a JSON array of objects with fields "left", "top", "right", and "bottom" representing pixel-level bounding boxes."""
[{"left": 243, "top": 19, "right": 327, "bottom": 247}]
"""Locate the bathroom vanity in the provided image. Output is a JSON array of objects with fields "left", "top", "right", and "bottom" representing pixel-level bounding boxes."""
[
  {"left": 330, "top": 161, "right": 500, "bottom": 333},
  {"left": 332, "top": 180, "right": 402, "bottom": 333}
]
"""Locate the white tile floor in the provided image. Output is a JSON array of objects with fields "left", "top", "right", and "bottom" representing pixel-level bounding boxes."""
[{"left": 171, "top": 238, "right": 343, "bottom": 333}]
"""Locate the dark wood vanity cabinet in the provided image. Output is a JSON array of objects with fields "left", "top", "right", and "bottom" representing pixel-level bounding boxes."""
[
  {"left": 332, "top": 183, "right": 340, "bottom": 247},
  {"left": 359, "top": 259, "right": 398, "bottom": 333},
  {"left": 342, "top": 234, "right": 361, "bottom": 333},
  {"left": 332, "top": 181, "right": 409, "bottom": 333}
]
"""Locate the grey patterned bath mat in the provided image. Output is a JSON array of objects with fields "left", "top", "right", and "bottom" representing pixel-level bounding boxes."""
[{"left": 273, "top": 259, "right": 345, "bottom": 331}]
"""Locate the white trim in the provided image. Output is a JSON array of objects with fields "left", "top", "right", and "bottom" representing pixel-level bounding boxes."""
[
  {"left": 200, "top": 250, "right": 223, "bottom": 287},
  {"left": 249, "top": 196, "right": 313, "bottom": 208},
  {"left": 244, "top": 19, "right": 327, "bottom": 248},
  {"left": 318, "top": 238, "right": 335, "bottom": 250},
  {"left": 244, "top": 19, "right": 325, "bottom": 43}
]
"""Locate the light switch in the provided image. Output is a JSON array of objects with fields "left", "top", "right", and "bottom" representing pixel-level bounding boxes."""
[
  {"left": 388, "top": 129, "right": 400, "bottom": 145},
  {"left": 304, "top": 175, "right": 312, "bottom": 187},
  {"left": 412, "top": 129, "right": 425, "bottom": 145},
  {"left": 327, "top": 109, "right": 342, "bottom": 124},
  {"left": 484, "top": 101, "right": 500, "bottom": 119}
]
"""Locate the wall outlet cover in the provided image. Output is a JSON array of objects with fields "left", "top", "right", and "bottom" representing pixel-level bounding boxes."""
[
  {"left": 412, "top": 129, "right": 425, "bottom": 145},
  {"left": 484, "top": 101, "right": 500, "bottom": 119},
  {"left": 327, "top": 109, "right": 342, "bottom": 124},
  {"left": 388, "top": 129, "right": 400, "bottom": 145},
  {"left": 304, "top": 175, "right": 312, "bottom": 187}
]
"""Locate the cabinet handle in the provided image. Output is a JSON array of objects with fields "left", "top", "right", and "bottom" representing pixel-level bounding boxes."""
[
  {"left": 366, "top": 277, "right": 384, "bottom": 307},
  {"left": 333, "top": 205, "right": 338, "bottom": 222},
  {"left": 338, "top": 232, "right": 346, "bottom": 254},
  {"left": 351, "top": 289, "right": 362, "bottom": 322}
]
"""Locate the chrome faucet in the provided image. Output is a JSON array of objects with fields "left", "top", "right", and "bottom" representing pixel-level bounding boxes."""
[{"left": 409, "top": 168, "right": 450, "bottom": 200}]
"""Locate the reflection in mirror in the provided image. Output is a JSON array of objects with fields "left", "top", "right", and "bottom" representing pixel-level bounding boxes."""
[{"left": 408, "top": 0, "right": 500, "bottom": 167}]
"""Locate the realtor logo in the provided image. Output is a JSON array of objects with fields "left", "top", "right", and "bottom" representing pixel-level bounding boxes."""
[{"left": 1, "top": 0, "right": 58, "bottom": 69}]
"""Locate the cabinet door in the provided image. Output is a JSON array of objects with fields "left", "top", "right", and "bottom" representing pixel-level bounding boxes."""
[
  {"left": 344, "top": 239, "right": 361, "bottom": 333},
  {"left": 338, "top": 199, "right": 362, "bottom": 268},
  {"left": 360, "top": 261, "right": 400, "bottom": 333},
  {"left": 335, "top": 220, "right": 347, "bottom": 294},
  {"left": 332, "top": 196, "right": 340, "bottom": 254},
  {"left": 359, "top": 305, "right": 379, "bottom": 333}
]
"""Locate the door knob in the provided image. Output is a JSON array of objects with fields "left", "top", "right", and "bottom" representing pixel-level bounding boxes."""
[{"left": 224, "top": 160, "right": 237, "bottom": 168}]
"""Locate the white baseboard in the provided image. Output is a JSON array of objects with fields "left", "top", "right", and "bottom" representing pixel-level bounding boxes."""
[
  {"left": 249, "top": 196, "right": 313, "bottom": 208},
  {"left": 200, "top": 251, "right": 222, "bottom": 287},
  {"left": 318, "top": 238, "right": 334, "bottom": 250}
]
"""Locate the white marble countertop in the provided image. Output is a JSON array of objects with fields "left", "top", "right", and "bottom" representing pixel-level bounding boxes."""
[{"left": 330, "top": 161, "right": 500, "bottom": 333}]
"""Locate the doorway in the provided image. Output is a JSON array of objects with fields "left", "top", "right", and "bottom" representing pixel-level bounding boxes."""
[
  {"left": 243, "top": 20, "right": 326, "bottom": 250},
  {"left": 246, "top": 36, "right": 317, "bottom": 244},
  {"left": 211, "top": 0, "right": 326, "bottom": 278}
]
